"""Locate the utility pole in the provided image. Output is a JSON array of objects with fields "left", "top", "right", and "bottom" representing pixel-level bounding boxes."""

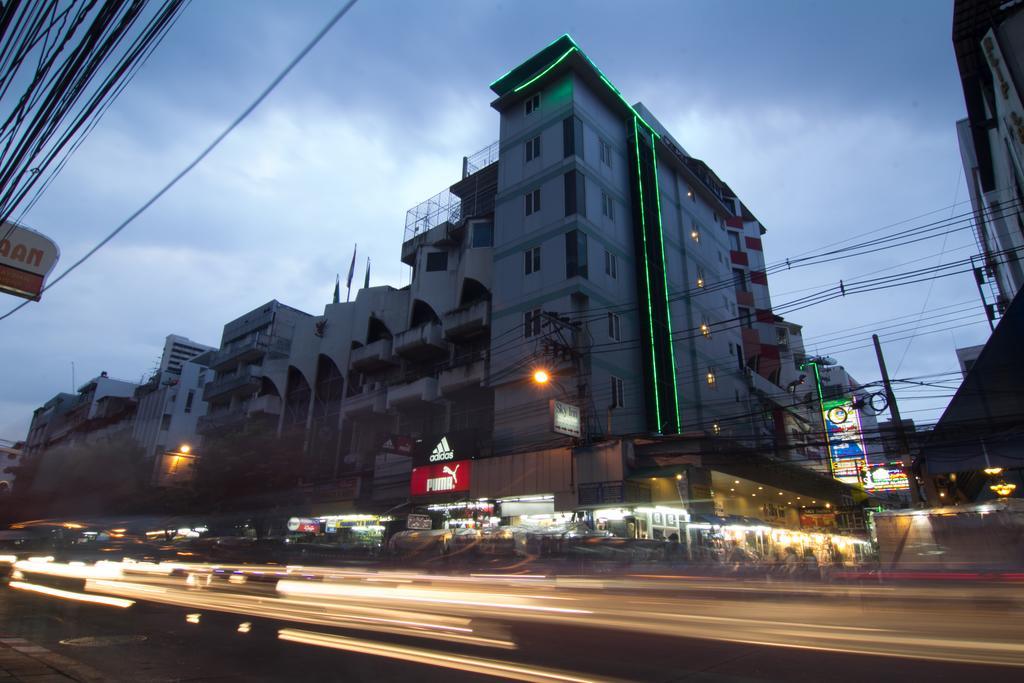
[
  {"left": 872, "top": 334, "right": 922, "bottom": 503},
  {"left": 800, "top": 357, "right": 834, "bottom": 477}
]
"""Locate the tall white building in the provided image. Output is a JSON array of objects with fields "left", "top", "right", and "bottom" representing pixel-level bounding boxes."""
[
  {"left": 158, "top": 334, "right": 214, "bottom": 376},
  {"left": 954, "top": 0, "right": 1024, "bottom": 318}
]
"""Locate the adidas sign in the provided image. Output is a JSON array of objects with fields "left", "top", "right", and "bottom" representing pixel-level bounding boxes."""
[{"left": 428, "top": 436, "right": 455, "bottom": 463}]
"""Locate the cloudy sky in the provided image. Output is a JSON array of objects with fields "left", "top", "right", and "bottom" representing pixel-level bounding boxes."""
[{"left": 0, "top": 0, "right": 984, "bottom": 440}]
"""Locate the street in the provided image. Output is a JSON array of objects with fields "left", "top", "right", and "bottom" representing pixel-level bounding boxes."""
[{"left": 1, "top": 558, "right": 1022, "bottom": 682}]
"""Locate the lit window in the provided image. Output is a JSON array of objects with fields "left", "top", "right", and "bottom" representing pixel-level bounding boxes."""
[
  {"left": 706, "top": 368, "right": 717, "bottom": 387},
  {"left": 700, "top": 321, "right": 710, "bottom": 338},
  {"left": 696, "top": 270, "right": 705, "bottom": 289},
  {"left": 525, "top": 93, "right": 540, "bottom": 116},
  {"left": 690, "top": 224, "right": 700, "bottom": 243}
]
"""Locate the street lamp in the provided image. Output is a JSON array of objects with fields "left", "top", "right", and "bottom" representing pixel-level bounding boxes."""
[{"left": 532, "top": 369, "right": 550, "bottom": 385}]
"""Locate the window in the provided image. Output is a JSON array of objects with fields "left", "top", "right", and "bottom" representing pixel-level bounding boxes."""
[
  {"left": 184, "top": 390, "right": 195, "bottom": 414},
  {"left": 565, "top": 230, "right": 588, "bottom": 279},
  {"left": 776, "top": 327, "right": 790, "bottom": 350},
  {"left": 607, "top": 312, "right": 621, "bottom": 340},
  {"left": 524, "top": 246, "right": 541, "bottom": 275},
  {"left": 706, "top": 368, "right": 717, "bottom": 387},
  {"left": 525, "top": 188, "right": 541, "bottom": 215},
  {"left": 426, "top": 251, "right": 448, "bottom": 272},
  {"left": 601, "top": 191, "right": 615, "bottom": 220},
  {"left": 525, "top": 93, "right": 540, "bottom": 115},
  {"left": 610, "top": 376, "right": 625, "bottom": 408},
  {"left": 524, "top": 308, "right": 542, "bottom": 338},
  {"left": 471, "top": 221, "right": 493, "bottom": 247},
  {"left": 690, "top": 223, "right": 700, "bottom": 243},
  {"left": 604, "top": 249, "right": 617, "bottom": 279},
  {"left": 160, "top": 414, "right": 171, "bottom": 430},
  {"left": 525, "top": 135, "right": 541, "bottom": 162},
  {"left": 599, "top": 138, "right": 612, "bottom": 167},
  {"left": 739, "top": 307, "right": 753, "bottom": 328},
  {"left": 563, "top": 170, "right": 585, "bottom": 216},
  {"left": 728, "top": 231, "right": 742, "bottom": 251},
  {"left": 696, "top": 269, "right": 705, "bottom": 288},
  {"left": 562, "top": 115, "right": 583, "bottom": 158},
  {"left": 733, "top": 268, "right": 748, "bottom": 292},
  {"left": 700, "top": 320, "right": 711, "bottom": 338},
  {"left": 688, "top": 188, "right": 696, "bottom": 203}
]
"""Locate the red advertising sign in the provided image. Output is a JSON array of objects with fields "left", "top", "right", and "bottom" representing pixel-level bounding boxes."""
[
  {"left": 382, "top": 434, "right": 415, "bottom": 456},
  {"left": 410, "top": 460, "right": 471, "bottom": 497}
]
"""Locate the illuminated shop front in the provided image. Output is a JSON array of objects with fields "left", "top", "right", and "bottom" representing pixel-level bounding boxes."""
[{"left": 284, "top": 514, "right": 393, "bottom": 548}]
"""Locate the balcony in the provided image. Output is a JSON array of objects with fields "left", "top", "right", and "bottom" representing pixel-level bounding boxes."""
[
  {"left": 209, "top": 334, "right": 290, "bottom": 371},
  {"left": 386, "top": 377, "right": 439, "bottom": 409},
  {"left": 197, "top": 407, "right": 247, "bottom": 435},
  {"left": 350, "top": 338, "right": 397, "bottom": 373},
  {"left": 393, "top": 321, "right": 447, "bottom": 359},
  {"left": 343, "top": 385, "right": 387, "bottom": 416},
  {"left": 439, "top": 358, "right": 485, "bottom": 395},
  {"left": 202, "top": 366, "right": 263, "bottom": 402},
  {"left": 246, "top": 394, "right": 281, "bottom": 417},
  {"left": 443, "top": 300, "right": 490, "bottom": 340}
]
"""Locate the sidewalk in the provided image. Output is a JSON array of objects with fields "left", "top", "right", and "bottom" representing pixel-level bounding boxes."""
[{"left": 0, "top": 636, "right": 108, "bottom": 682}]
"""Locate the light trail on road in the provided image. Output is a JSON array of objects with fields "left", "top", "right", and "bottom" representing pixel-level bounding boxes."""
[{"left": 7, "top": 557, "right": 1024, "bottom": 678}]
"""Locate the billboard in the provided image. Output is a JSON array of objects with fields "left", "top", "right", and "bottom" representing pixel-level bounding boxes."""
[
  {"left": 862, "top": 461, "right": 910, "bottom": 492},
  {"left": 822, "top": 397, "right": 868, "bottom": 485},
  {"left": 410, "top": 460, "right": 472, "bottom": 497},
  {"left": 0, "top": 222, "right": 59, "bottom": 301}
]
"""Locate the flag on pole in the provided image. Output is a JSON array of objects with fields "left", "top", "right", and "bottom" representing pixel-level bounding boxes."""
[
  {"left": 332, "top": 273, "right": 340, "bottom": 304},
  {"left": 364, "top": 257, "right": 371, "bottom": 289},
  {"left": 346, "top": 244, "right": 357, "bottom": 302}
]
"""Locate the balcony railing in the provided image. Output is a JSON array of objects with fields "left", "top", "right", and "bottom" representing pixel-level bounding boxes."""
[
  {"left": 439, "top": 358, "right": 485, "bottom": 395},
  {"left": 202, "top": 366, "right": 263, "bottom": 402},
  {"left": 386, "top": 377, "right": 439, "bottom": 409},
  {"left": 443, "top": 299, "right": 490, "bottom": 340},
  {"left": 209, "top": 333, "right": 290, "bottom": 371},
  {"left": 350, "top": 338, "right": 397, "bottom": 372},
  {"left": 393, "top": 321, "right": 446, "bottom": 359}
]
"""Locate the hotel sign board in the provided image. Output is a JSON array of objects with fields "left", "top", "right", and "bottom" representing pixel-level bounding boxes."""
[
  {"left": 550, "top": 399, "right": 581, "bottom": 438},
  {"left": 0, "top": 222, "right": 59, "bottom": 301}
]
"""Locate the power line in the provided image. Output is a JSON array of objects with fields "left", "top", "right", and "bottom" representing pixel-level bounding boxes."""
[{"left": 0, "top": 0, "right": 361, "bottom": 323}]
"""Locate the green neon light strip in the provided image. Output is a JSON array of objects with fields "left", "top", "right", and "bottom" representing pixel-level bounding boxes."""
[
  {"left": 809, "top": 362, "right": 836, "bottom": 477},
  {"left": 497, "top": 34, "right": 660, "bottom": 136},
  {"left": 633, "top": 115, "right": 661, "bottom": 430},
  {"left": 512, "top": 46, "right": 578, "bottom": 94},
  {"left": 489, "top": 34, "right": 574, "bottom": 89},
  {"left": 649, "top": 132, "right": 680, "bottom": 432}
]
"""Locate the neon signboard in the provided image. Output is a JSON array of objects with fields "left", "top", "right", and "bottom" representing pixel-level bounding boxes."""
[
  {"left": 822, "top": 397, "right": 868, "bottom": 485},
  {"left": 862, "top": 461, "right": 910, "bottom": 492}
]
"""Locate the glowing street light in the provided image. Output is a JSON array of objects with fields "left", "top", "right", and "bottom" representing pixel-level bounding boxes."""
[
  {"left": 532, "top": 369, "right": 550, "bottom": 385},
  {"left": 179, "top": 444, "right": 191, "bottom": 454}
]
